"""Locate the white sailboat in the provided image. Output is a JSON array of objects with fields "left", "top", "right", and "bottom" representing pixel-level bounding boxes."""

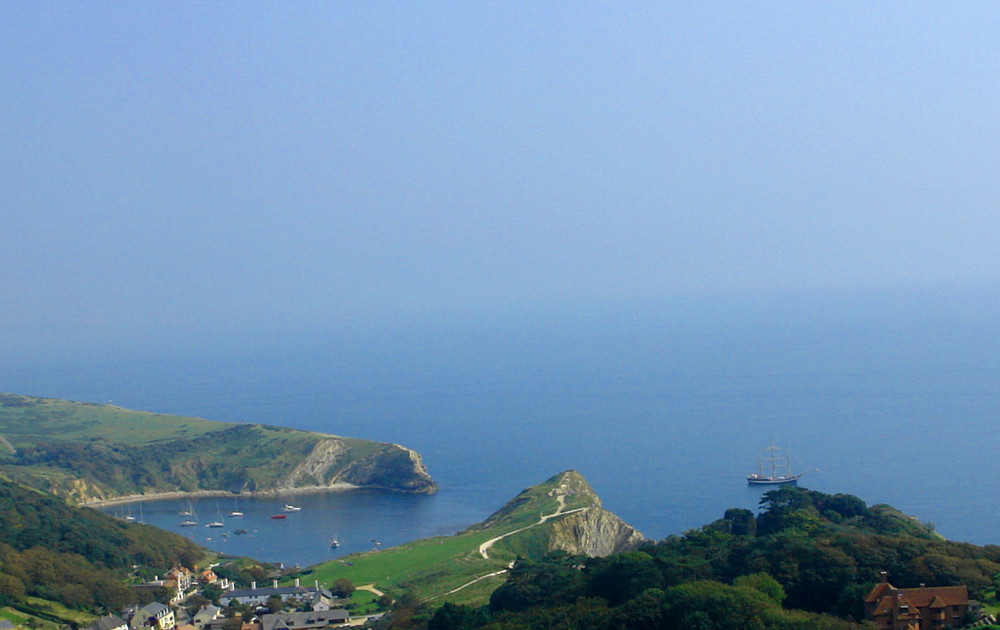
[
  {"left": 180, "top": 502, "right": 199, "bottom": 527},
  {"left": 206, "top": 502, "right": 225, "bottom": 528},
  {"left": 228, "top": 497, "right": 243, "bottom": 517}
]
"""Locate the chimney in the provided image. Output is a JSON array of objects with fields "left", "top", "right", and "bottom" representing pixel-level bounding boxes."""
[
  {"left": 314, "top": 580, "right": 319, "bottom": 590},
  {"left": 252, "top": 581, "right": 257, "bottom": 590},
  {"left": 273, "top": 579, "right": 278, "bottom": 589},
  {"left": 294, "top": 578, "right": 300, "bottom": 587},
  {"left": 880, "top": 571, "right": 888, "bottom": 583}
]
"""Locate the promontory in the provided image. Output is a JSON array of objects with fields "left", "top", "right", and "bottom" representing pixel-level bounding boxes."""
[{"left": 0, "top": 393, "right": 437, "bottom": 504}]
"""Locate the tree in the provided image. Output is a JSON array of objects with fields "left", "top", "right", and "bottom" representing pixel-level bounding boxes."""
[
  {"left": 733, "top": 573, "right": 785, "bottom": 606},
  {"left": 0, "top": 573, "right": 25, "bottom": 606},
  {"left": 186, "top": 594, "right": 211, "bottom": 617},
  {"left": 332, "top": 578, "right": 354, "bottom": 598},
  {"left": 427, "top": 603, "right": 491, "bottom": 630},
  {"left": 490, "top": 556, "right": 585, "bottom": 612},
  {"left": 265, "top": 595, "right": 283, "bottom": 612},
  {"left": 585, "top": 551, "right": 662, "bottom": 606},
  {"left": 724, "top": 508, "right": 756, "bottom": 537}
]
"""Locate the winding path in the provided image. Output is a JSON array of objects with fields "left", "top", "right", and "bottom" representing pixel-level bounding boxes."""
[
  {"left": 430, "top": 474, "right": 590, "bottom": 599},
  {"left": 478, "top": 494, "right": 587, "bottom": 560}
]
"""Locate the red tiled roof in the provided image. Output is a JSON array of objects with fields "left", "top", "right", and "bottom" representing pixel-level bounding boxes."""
[
  {"left": 865, "top": 582, "right": 892, "bottom": 603},
  {"left": 898, "top": 586, "right": 967, "bottom": 608}
]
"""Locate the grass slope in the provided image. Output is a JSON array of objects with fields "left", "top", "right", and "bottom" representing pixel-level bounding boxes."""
[
  {"left": 304, "top": 471, "right": 601, "bottom": 607},
  {"left": 0, "top": 393, "right": 432, "bottom": 501}
]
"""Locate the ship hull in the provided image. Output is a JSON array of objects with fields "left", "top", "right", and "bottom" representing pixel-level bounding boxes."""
[{"left": 747, "top": 475, "right": 801, "bottom": 485}]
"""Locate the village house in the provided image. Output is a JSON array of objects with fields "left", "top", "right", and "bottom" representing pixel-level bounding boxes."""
[
  {"left": 260, "top": 610, "right": 349, "bottom": 630},
  {"left": 130, "top": 602, "right": 176, "bottom": 630},
  {"left": 865, "top": 573, "right": 972, "bottom": 630},
  {"left": 85, "top": 616, "right": 129, "bottom": 630},
  {"left": 166, "top": 568, "right": 195, "bottom": 591},
  {"left": 224, "top": 580, "right": 334, "bottom": 608},
  {"left": 192, "top": 605, "right": 223, "bottom": 630}
]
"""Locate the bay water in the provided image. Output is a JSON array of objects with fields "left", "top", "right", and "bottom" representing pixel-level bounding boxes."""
[{"left": 6, "top": 290, "right": 1000, "bottom": 567}]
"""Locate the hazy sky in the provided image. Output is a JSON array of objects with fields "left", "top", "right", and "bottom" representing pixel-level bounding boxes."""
[{"left": 4, "top": 2, "right": 1000, "bottom": 352}]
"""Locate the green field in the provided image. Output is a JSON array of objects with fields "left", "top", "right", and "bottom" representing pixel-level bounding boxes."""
[{"left": 302, "top": 471, "right": 604, "bottom": 607}]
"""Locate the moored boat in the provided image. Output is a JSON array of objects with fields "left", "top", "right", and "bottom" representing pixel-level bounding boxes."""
[
  {"left": 746, "top": 440, "right": 808, "bottom": 485},
  {"left": 228, "top": 497, "right": 243, "bottom": 517}
]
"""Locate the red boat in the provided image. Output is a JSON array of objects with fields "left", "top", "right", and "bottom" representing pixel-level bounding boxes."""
[{"left": 270, "top": 514, "right": 287, "bottom": 520}]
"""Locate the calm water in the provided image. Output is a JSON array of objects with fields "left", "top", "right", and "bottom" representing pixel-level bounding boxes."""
[
  {"left": 8, "top": 292, "right": 1000, "bottom": 566},
  {"left": 106, "top": 490, "right": 486, "bottom": 567}
]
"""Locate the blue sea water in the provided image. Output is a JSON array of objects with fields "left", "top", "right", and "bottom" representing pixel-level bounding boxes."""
[{"left": 5, "top": 289, "right": 1000, "bottom": 566}]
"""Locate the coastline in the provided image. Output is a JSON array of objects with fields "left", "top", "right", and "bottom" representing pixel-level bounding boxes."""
[{"left": 80, "top": 483, "right": 362, "bottom": 508}]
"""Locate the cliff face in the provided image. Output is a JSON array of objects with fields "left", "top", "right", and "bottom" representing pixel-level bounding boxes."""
[
  {"left": 280, "top": 439, "right": 437, "bottom": 494},
  {"left": 548, "top": 506, "right": 644, "bottom": 556},
  {"left": 474, "top": 470, "right": 644, "bottom": 557}
]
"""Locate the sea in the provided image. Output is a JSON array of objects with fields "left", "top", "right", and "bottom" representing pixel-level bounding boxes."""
[{"left": 4, "top": 287, "right": 1000, "bottom": 568}]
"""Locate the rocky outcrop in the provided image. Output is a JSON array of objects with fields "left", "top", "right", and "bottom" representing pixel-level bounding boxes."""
[
  {"left": 279, "top": 439, "right": 351, "bottom": 489},
  {"left": 273, "top": 439, "right": 437, "bottom": 494},
  {"left": 548, "top": 506, "right": 644, "bottom": 556},
  {"left": 333, "top": 444, "right": 437, "bottom": 494}
]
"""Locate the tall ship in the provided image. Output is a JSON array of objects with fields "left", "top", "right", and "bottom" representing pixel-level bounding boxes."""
[{"left": 747, "top": 440, "right": 805, "bottom": 485}]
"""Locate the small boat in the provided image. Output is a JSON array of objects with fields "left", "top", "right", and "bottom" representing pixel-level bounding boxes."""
[
  {"left": 206, "top": 502, "right": 225, "bottom": 527},
  {"left": 179, "top": 501, "right": 199, "bottom": 526},
  {"left": 746, "top": 440, "right": 808, "bottom": 485},
  {"left": 178, "top": 499, "right": 194, "bottom": 517},
  {"left": 270, "top": 514, "right": 287, "bottom": 520},
  {"left": 228, "top": 497, "right": 243, "bottom": 517},
  {"left": 234, "top": 529, "right": 248, "bottom": 535},
  {"left": 329, "top": 535, "right": 340, "bottom": 548},
  {"left": 283, "top": 504, "right": 302, "bottom": 512}
]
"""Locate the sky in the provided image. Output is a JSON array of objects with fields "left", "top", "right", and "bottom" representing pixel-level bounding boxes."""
[{"left": 3, "top": 2, "right": 1000, "bottom": 355}]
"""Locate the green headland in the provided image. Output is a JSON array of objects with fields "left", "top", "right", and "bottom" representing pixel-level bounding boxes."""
[{"left": 0, "top": 393, "right": 436, "bottom": 503}]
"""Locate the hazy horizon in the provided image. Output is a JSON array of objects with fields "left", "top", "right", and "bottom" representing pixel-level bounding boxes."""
[{"left": 4, "top": 3, "right": 1000, "bottom": 357}]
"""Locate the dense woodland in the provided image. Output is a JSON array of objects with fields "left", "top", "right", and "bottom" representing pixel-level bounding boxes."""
[
  {"left": 385, "top": 487, "right": 1000, "bottom": 630},
  {"left": 0, "top": 477, "right": 203, "bottom": 613}
]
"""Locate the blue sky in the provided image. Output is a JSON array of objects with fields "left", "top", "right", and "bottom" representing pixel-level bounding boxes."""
[{"left": 3, "top": 2, "right": 1000, "bottom": 353}]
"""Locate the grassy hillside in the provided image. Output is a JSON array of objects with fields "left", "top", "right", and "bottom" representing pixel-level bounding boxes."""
[
  {"left": 0, "top": 393, "right": 436, "bottom": 502},
  {"left": 303, "top": 471, "right": 637, "bottom": 607}
]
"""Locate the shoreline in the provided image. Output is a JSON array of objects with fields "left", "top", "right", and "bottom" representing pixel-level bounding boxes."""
[{"left": 80, "top": 483, "right": 362, "bottom": 508}]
